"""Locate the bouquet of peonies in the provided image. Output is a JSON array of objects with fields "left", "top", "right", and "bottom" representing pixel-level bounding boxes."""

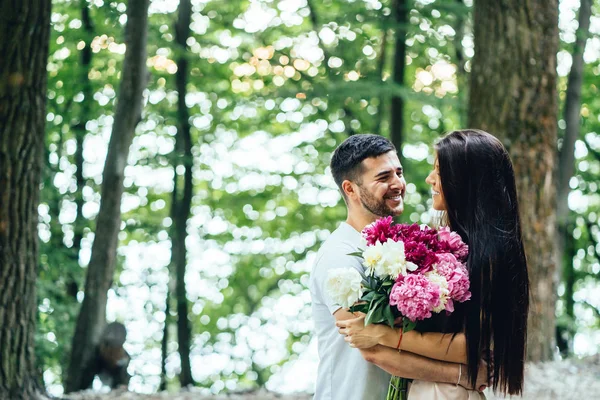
[{"left": 326, "top": 217, "right": 471, "bottom": 400}]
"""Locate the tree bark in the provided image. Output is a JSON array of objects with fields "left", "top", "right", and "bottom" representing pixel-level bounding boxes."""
[
  {"left": 390, "top": 0, "right": 408, "bottom": 151},
  {"left": 171, "top": 0, "right": 195, "bottom": 387},
  {"left": 468, "top": 0, "right": 559, "bottom": 362},
  {"left": 65, "top": 0, "right": 149, "bottom": 392},
  {"left": 0, "top": 0, "right": 51, "bottom": 398}
]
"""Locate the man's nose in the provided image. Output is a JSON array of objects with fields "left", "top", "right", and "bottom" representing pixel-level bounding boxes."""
[{"left": 390, "top": 174, "right": 405, "bottom": 190}]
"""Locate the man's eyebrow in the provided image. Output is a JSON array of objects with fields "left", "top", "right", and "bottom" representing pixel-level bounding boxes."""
[
  {"left": 374, "top": 169, "right": 390, "bottom": 178},
  {"left": 374, "top": 167, "right": 402, "bottom": 178}
]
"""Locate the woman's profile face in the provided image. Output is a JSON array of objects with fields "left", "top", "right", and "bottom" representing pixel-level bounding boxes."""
[{"left": 425, "top": 156, "right": 446, "bottom": 211}]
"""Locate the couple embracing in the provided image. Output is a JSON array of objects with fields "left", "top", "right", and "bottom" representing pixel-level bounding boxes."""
[{"left": 309, "top": 131, "right": 529, "bottom": 400}]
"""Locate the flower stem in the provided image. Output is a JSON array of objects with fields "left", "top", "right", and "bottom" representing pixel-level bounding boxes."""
[{"left": 386, "top": 375, "right": 408, "bottom": 400}]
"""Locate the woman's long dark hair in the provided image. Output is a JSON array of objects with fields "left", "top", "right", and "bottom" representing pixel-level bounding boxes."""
[{"left": 436, "top": 129, "right": 529, "bottom": 395}]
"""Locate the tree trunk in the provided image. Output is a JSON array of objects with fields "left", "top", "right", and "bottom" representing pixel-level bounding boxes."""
[
  {"left": 65, "top": 0, "right": 149, "bottom": 392},
  {"left": 452, "top": 0, "right": 468, "bottom": 125},
  {"left": 159, "top": 285, "right": 171, "bottom": 391},
  {"left": 468, "top": 0, "right": 559, "bottom": 362},
  {"left": 0, "top": 0, "right": 51, "bottom": 398},
  {"left": 171, "top": 0, "right": 195, "bottom": 387},
  {"left": 305, "top": 0, "right": 357, "bottom": 136},
  {"left": 374, "top": 28, "right": 389, "bottom": 137},
  {"left": 390, "top": 0, "right": 408, "bottom": 151},
  {"left": 557, "top": 0, "right": 592, "bottom": 351},
  {"left": 72, "top": 0, "right": 95, "bottom": 258}
]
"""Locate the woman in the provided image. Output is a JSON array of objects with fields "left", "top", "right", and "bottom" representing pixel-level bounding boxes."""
[{"left": 337, "top": 129, "right": 529, "bottom": 398}]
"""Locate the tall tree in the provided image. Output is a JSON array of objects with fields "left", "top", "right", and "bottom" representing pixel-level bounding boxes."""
[
  {"left": 0, "top": 0, "right": 51, "bottom": 398},
  {"left": 374, "top": 28, "right": 389, "bottom": 137},
  {"left": 451, "top": 0, "right": 469, "bottom": 126},
  {"left": 557, "top": 0, "right": 593, "bottom": 353},
  {"left": 72, "top": 0, "right": 95, "bottom": 263},
  {"left": 306, "top": 0, "right": 357, "bottom": 136},
  {"left": 171, "top": 0, "right": 195, "bottom": 387},
  {"left": 390, "top": 0, "right": 408, "bottom": 151},
  {"left": 468, "top": 0, "right": 559, "bottom": 361},
  {"left": 65, "top": 0, "right": 150, "bottom": 392}
]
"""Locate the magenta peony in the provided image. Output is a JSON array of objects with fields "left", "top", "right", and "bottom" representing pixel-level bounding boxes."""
[{"left": 362, "top": 216, "right": 401, "bottom": 246}]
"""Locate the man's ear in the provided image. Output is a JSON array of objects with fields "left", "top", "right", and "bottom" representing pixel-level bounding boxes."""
[{"left": 341, "top": 180, "right": 357, "bottom": 200}]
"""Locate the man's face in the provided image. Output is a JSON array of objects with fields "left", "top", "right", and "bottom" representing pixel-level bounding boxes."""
[{"left": 355, "top": 151, "right": 406, "bottom": 217}]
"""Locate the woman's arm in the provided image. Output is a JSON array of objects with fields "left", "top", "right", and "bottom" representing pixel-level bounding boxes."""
[
  {"left": 359, "top": 345, "right": 461, "bottom": 383},
  {"left": 400, "top": 330, "right": 467, "bottom": 364},
  {"left": 336, "top": 314, "right": 467, "bottom": 363},
  {"left": 359, "top": 345, "right": 487, "bottom": 391}
]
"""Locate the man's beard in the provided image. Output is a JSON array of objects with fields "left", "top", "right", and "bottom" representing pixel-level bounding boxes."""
[{"left": 357, "top": 185, "right": 403, "bottom": 217}]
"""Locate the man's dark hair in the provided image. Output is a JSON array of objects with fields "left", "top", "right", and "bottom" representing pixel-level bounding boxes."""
[{"left": 330, "top": 134, "right": 396, "bottom": 194}]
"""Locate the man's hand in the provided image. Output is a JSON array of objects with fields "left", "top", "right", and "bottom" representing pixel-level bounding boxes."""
[
  {"left": 458, "top": 359, "right": 491, "bottom": 392},
  {"left": 335, "top": 312, "right": 386, "bottom": 349}
]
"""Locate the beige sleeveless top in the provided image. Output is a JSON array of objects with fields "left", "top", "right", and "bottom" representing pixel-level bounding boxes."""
[{"left": 408, "top": 380, "right": 486, "bottom": 400}]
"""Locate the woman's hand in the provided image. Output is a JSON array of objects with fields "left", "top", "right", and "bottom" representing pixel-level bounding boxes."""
[
  {"left": 458, "top": 359, "right": 492, "bottom": 392},
  {"left": 335, "top": 313, "right": 387, "bottom": 349}
]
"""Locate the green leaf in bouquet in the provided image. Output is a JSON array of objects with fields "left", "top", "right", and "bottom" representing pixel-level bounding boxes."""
[
  {"left": 364, "top": 277, "right": 378, "bottom": 290},
  {"left": 361, "top": 291, "right": 376, "bottom": 302},
  {"left": 365, "top": 296, "right": 386, "bottom": 325},
  {"left": 364, "top": 306, "right": 377, "bottom": 326},
  {"left": 349, "top": 302, "right": 369, "bottom": 314},
  {"left": 347, "top": 251, "right": 364, "bottom": 257},
  {"left": 383, "top": 305, "right": 395, "bottom": 327},
  {"left": 402, "top": 319, "right": 417, "bottom": 333},
  {"left": 372, "top": 307, "right": 384, "bottom": 324}
]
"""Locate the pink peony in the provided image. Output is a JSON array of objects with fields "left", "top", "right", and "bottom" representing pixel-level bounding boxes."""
[
  {"left": 362, "top": 216, "right": 401, "bottom": 246},
  {"left": 435, "top": 253, "right": 461, "bottom": 278},
  {"left": 448, "top": 266, "right": 471, "bottom": 303},
  {"left": 435, "top": 253, "right": 471, "bottom": 304},
  {"left": 389, "top": 274, "right": 441, "bottom": 322},
  {"left": 438, "top": 227, "right": 469, "bottom": 261}
]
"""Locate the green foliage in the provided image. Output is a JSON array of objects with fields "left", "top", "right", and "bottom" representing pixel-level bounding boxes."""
[
  {"left": 36, "top": 0, "right": 600, "bottom": 396},
  {"left": 554, "top": 0, "right": 600, "bottom": 354}
]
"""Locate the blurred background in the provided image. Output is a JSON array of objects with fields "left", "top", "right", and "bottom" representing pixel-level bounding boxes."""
[{"left": 33, "top": 0, "right": 599, "bottom": 397}]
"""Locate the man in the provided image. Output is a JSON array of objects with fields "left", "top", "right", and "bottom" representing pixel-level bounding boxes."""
[{"left": 309, "top": 134, "right": 481, "bottom": 399}]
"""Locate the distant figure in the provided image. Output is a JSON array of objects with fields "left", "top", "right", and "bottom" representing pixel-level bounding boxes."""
[{"left": 95, "top": 322, "right": 131, "bottom": 389}]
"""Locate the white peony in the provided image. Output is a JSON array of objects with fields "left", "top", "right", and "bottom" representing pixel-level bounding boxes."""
[
  {"left": 379, "top": 240, "right": 413, "bottom": 279},
  {"left": 426, "top": 271, "right": 450, "bottom": 313},
  {"left": 326, "top": 268, "right": 364, "bottom": 309},
  {"left": 363, "top": 241, "right": 384, "bottom": 277}
]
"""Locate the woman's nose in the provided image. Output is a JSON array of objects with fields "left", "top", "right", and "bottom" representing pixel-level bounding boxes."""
[{"left": 425, "top": 172, "right": 434, "bottom": 185}]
